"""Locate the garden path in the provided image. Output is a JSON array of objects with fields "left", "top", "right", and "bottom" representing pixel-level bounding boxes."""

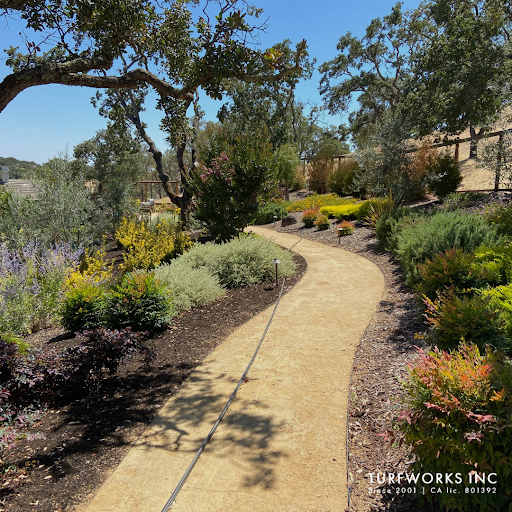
[{"left": 80, "top": 227, "right": 384, "bottom": 512}]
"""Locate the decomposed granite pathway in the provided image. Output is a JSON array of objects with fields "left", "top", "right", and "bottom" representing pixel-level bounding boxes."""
[{"left": 81, "top": 227, "right": 384, "bottom": 512}]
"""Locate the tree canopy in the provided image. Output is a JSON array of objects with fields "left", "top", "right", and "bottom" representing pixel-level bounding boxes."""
[{"left": 0, "top": 0, "right": 306, "bottom": 114}]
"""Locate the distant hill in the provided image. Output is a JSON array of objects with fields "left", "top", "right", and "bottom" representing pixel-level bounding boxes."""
[{"left": 0, "top": 156, "right": 41, "bottom": 179}]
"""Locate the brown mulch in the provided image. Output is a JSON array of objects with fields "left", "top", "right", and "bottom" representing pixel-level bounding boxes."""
[
  {"left": 265, "top": 211, "right": 438, "bottom": 512},
  {"left": 0, "top": 253, "right": 307, "bottom": 512}
]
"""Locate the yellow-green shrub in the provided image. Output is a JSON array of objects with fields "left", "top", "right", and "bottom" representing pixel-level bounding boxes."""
[
  {"left": 319, "top": 203, "right": 364, "bottom": 220},
  {"left": 116, "top": 218, "right": 191, "bottom": 272},
  {"left": 64, "top": 247, "right": 114, "bottom": 290},
  {"left": 286, "top": 194, "right": 356, "bottom": 213}
]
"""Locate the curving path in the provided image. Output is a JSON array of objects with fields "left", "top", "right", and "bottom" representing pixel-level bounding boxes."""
[{"left": 81, "top": 227, "right": 384, "bottom": 512}]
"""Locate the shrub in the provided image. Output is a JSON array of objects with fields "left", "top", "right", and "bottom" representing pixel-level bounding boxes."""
[
  {"left": 107, "top": 273, "right": 173, "bottom": 333},
  {"left": 0, "top": 243, "right": 83, "bottom": 334},
  {"left": 472, "top": 245, "right": 512, "bottom": 287},
  {"left": 375, "top": 207, "right": 423, "bottom": 252},
  {"left": 309, "top": 154, "right": 333, "bottom": 194},
  {"left": 484, "top": 201, "right": 512, "bottom": 238},
  {"left": 327, "top": 158, "right": 360, "bottom": 196},
  {"left": 440, "top": 191, "right": 487, "bottom": 212},
  {"left": 425, "top": 152, "right": 463, "bottom": 198},
  {"left": 314, "top": 214, "right": 330, "bottom": 230},
  {"left": 172, "top": 234, "right": 296, "bottom": 288},
  {"left": 116, "top": 217, "right": 191, "bottom": 272},
  {"left": 193, "top": 141, "right": 273, "bottom": 240},
  {"left": 360, "top": 190, "right": 402, "bottom": 226},
  {"left": 61, "top": 282, "right": 108, "bottom": 332},
  {"left": 479, "top": 284, "right": 512, "bottom": 338},
  {"left": 64, "top": 328, "right": 154, "bottom": 390},
  {"left": 286, "top": 194, "right": 356, "bottom": 213},
  {"left": 423, "top": 288, "right": 509, "bottom": 351},
  {"left": 65, "top": 246, "right": 114, "bottom": 289},
  {"left": 302, "top": 209, "right": 318, "bottom": 228},
  {"left": 415, "top": 248, "right": 493, "bottom": 304},
  {"left": 395, "top": 211, "right": 499, "bottom": 285},
  {"left": 396, "top": 343, "right": 512, "bottom": 511},
  {"left": 253, "top": 202, "right": 288, "bottom": 225},
  {"left": 320, "top": 203, "right": 364, "bottom": 220},
  {"left": 337, "top": 220, "right": 355, "bottom": 236},
  {"left": 153, "top": 265, "right": 226, "bottom": 313}
]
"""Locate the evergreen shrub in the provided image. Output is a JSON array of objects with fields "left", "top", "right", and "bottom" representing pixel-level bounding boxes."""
[
  {"left": 395, "top": 211, "right": 499, "bottom": 285},
  {"left": 153, "top": 265, "right": 226, "bottom": 313},
  {"left": 396, "top": 343, "right": 512, "bottom": 512},
  {"left": 107, "top": 273, "right": 173, "bottom": 333},
  {"left": 171, "top": 235, "right": 296, "bottom": 288},
  {"left": 253, "top": 202, "right": 288, "bottom": 225}
]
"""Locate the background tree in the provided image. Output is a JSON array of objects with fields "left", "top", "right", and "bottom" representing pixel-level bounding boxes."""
[
  {"left": 73, "top": 125, "right": 149, "bottom": 231},
  {"left": 319, "top": 2, "right": 426, "bottom": 147},
  {"left": 405, "top": 0, "right": 512, "bottom": 157}
]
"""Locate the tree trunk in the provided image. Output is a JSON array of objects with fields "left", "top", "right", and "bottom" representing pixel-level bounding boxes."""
[
  {"left": 469, "top": 125, "right": 486, "bottom": 159},
  {"left": 495, "top": 132, "right": 504, "bottom": 191}
]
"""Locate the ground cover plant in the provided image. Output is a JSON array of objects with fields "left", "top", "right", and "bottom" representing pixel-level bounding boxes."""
[
  {"left": 286, "top": 193, "right": 357, "bottom": 212},
  {"left": 253, "top": 202, "right": 289, "bottom": 225},
  {"left": 319, "top": 202, "right": 365, "bottom": 220}
]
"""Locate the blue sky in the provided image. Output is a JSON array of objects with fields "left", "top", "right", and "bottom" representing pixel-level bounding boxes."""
[{"left": 0, "top": 0, "right": 420, "bottom": 164}]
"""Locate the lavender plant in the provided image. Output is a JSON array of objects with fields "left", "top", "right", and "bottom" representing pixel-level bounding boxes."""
[{"left": 0, "top": 242, "right": 83, "bottom": 334}]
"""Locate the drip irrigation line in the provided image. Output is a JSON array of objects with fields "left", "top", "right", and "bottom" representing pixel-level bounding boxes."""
[{"left": 160, "top": 275, "right": 288, "bottom": 512}]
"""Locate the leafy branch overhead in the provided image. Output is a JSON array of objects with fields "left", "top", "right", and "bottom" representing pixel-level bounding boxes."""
[{"left": 0, "top": 0, "right": 307, "bottom": 113}]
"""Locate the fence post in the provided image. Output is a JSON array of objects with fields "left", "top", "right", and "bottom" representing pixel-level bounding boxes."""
[{"left": 495, "top": 132, "right": 504, "bottom": 192}]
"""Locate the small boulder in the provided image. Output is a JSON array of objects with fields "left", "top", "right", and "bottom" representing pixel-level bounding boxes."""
[{"left": 281, "top": 215, "right": 297, "bottom": 227}]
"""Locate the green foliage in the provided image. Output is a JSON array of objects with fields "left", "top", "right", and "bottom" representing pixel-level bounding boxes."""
[
  {"left": 479, "top": 284, "right": 512, "bottom": 338},
  {"left": 0, "top": 154, "right": 106, "bottom": 249},
  {"left": 440, "top": 191, "right": 488, "bottom": 212},
  {"left": 395, "top": 211, "right": 499, "bottom": 285},
  {"left": 337, "top": 220, "right": 355, "bottom": 236},
  {"left": 319, "top": 203, "right": 364, "bottom": 220},
  {"left": 415, "top": 248, "right": 491, "bottom": 304},
  {"left": 423, "top": 289, "right": 509, "bottom": 351},
  {"left": 172, "top": 235, "right": 296, "bottom": 288},
  {"left": 253, "top": 202, "right": 288, "bottom": 225},
  {"left": 107, "top": 274, "right": 173, "bottom": 333},
  {"left": 484, "top": 201, "right": 512, "bottom": 238},
  {"left": 273, "top": 143, "right": 301, "bottom": 183},
  {"left": 375, "top": 207, "right": 423, "bottom": 252},
  {"left": 153, "top": 265, "right": 226, "bottom": 313},
  {"left": 319, "top": 3, "right": 415, "bottom": 145},
  {"left": 194, "top": 133, "right": 274, "bottom": 240},
  {"left": 286, "top": 194, "right": 356, "bottom": 212},
  {"left": 314, "top": 214, "right": 330, "bottom": 230},
  {"left": 61, "top": 283, "right": 107, "bottom": 333},
  {"left": 424, "top": 152, "right": 462, "bottom": 198},
  {"left": 302, "top": 209, "right": 318, "bottom": 228},
  {"left": 472, "top": 245, "right": 512, "bottom": 287},
  {"left": 327, "top": 158, "right": 361, "bottom": 196},
  {"left": 0, "top": 243, "right": 82, "bottom": 335},
  {"left": 396, "top": 343, "right": 512, "bottom": 511}
]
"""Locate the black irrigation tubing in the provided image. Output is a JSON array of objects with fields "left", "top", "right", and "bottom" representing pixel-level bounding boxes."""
[{"left": 160, "top": 242, "right": 300, "bottom": 512}]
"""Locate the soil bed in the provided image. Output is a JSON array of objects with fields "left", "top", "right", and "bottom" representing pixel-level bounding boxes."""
[
  {"left": 265, "top": 211, "right": 438, "bottom": 512},
  {"left": 0, "top": 253, "right": 306, "bottom": 512}
]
